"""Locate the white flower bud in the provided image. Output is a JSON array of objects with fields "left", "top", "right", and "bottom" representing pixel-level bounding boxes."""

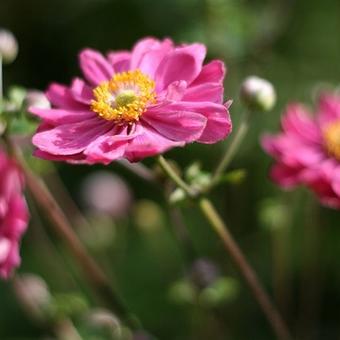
[
  {"left": 240, "top": 76, "right": 276, "bottom": 112},
  {"left": 0, "top": 29, "right": 18, "bottom": 64},
  {"left": 25, "top": 90, "right": 51, "bottom": 109},
  {"left": 13, "top": 274, "right": 51, "bottom": 321}
]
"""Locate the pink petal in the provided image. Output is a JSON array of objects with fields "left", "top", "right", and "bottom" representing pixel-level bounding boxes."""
[
  {"left": 33, "top": 150, "right": 87, "bottom": 164},
  {"left": 155, "top": 43, "right": 206, "bottom": 91},
  {"left": 261, "top": 134, "right": 323, "bottom": 166},
  {"left": 183, "top": 82, "right": 224, "bottom": 103},
  {"left": 107, "top": 51, "right": 131, "bottom": 73},
  {"left": 269, "top": 163, "right": 301, "bottom": 188},
  {"left": 136, "top": 39, "right": 174, "bottom": 78},
  {"left": 1, "top": 195, "right": 29, "bottom": 238},
  {"left": 163, "top": 81, "right": 187, "bottom": 101},
  {"left": 317, "top": 93, "right": 340, "bottom": 126},
  {"left": 70, "top": 78, "right": 93, "bottom": 105},
  {"left": 0, "top": 241, "right": 20, "bottom": 279},
  {"left": 281, "top": 104, "right": 321, "bottom": 143},
  {"left": 125, "top": 125, "right": 184, "bottom": 162},
  {"left": 142, "top": 106, "right": 207, "bottom": 142},
  {"left": 198, "top": 102, "right": 231, "bottom": 143},
  {"left": 191, "top": 60, "right": 226, "bottom": 86},
  {"left": 79, "top": 49, "right": 114, "bottom": 86},
  {"left": 331, "top": 166, "right": 340, "bottom": 197},
  {"left": 30, "top": 107, "right": 94, "bottom": 125},
  {"left": 32, "top": 118, "right": 112, "bottom": 155},
  {"left": 158, "top": 101, "right": 231, "bottom": 144},
  {"left": 0, "top": 238, "right": 11, "bottom": 264},
  {"left": 84, "top": 125, "right": 142, "bottom": 164},
  {"left": 130, "top": 37, "right": 172, "bottom": 70},
  {"left": 46, "top": 83, "right": 85, "bottom": 110}
]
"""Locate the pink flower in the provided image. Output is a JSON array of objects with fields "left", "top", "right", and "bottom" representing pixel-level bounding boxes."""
[
  {"left": 262, "top": 93, "right": 340, "bottom": 208},
  {"left": 0, "top": 150, "right": 29, "bottom": 279},
  {"left": 30, "top": 37, "right": 232, "bottom": 164}
]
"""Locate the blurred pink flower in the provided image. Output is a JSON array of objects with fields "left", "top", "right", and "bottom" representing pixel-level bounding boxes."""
[
  {"left": 30, "top": 37, "right": 232, "bottom": 164},
  {"left": 0, "top": 151, "right": 29, "bottom": 278},
  {"left": 262, "top": 93, "right": 340, "bottom": 208}
]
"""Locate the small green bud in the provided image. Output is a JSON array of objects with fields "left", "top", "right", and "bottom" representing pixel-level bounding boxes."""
[
  {"left": 185, "top": 162, "right": 201, "bottom": 182},
  {"left": 0, "top": 29, "right": 18, "bottom": 64},
  {"left": 168, "top": 279, "right": 196, "bottom": 305},
  {"left": 218, "top": 169, "right": 247, "bottom": 185},
  {"left": 259, "top": 198, "right": 290, "bottom": 231},
  {"left": 240, "top": 76, "right": 276, "bottom": 112},
  {"left": 199, "top": 277, "right": 239, "bottom": 307},
  {"left": 169, "top": 187, "right": 187, "bottom": 205}
]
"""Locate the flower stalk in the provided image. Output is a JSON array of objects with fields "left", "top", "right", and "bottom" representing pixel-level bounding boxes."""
[
  {"left": 211, "top": 110, "right": 250, "bottom": 185},
  {"left": 198, "top": 197, "right": 292, "bottom": 340},
  {"left": 157, "top": 156, "right": 292, "bottom": 340},
  {"left": 158, "top": 155, "right": 198, "bottom": 198},
  {"left": 4, "top": 138, "right": 140, "bottom": 331}
]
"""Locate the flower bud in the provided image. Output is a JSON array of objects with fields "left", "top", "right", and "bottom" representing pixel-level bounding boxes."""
[
  {"left": 86, "top": 308, "right": 121, "bottom": 333},
  {"left": 25, "top": 90, "right": 51, "bottom": 110},
  {"left": 198, "top": 277, "right": 239, "bottom": 307},
  {"left": 0, "top": 29, "right": 18, "bottom": 64},
  {"left": 259, "top": 198, "right": 289, "bottom": 231},
  {"left": 81, "top": 171, "right": 132, "bottom": 219},
  {"left": 240, "top": 76, "right": 276, "bottom": 111},
  {"left": 13, "top": 274, "right": 51, "bottom": 322},
  {"left": 190, "top": 258, "right": 220, "bottom": 289},
  {"left": 168, "top": 279, "right": 196, "bottom": 305}
]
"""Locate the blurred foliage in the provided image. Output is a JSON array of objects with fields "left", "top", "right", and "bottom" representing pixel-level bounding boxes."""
[{"left": 0, "top": 0, "right": 340, "bottom": 339}]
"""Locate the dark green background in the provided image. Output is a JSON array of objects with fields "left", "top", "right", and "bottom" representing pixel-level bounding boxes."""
[{"left": 0, "top": 0, "right": 340, "bottom": 339}]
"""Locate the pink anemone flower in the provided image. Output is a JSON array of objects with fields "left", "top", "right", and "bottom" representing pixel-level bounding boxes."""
[
  {"left": 30, "top": 37, "right": 232, "bottom": 164},
  {"left": 0, "top": 150, "right": 29, "bottom": 279},
  {"left": 262, "top": 93, "right": 340, "bottom": 209}
]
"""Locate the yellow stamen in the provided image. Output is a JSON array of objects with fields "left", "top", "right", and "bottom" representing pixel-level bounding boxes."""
[
  {"left": 323, "top": 121, "right": 340, "bottom": 160},
  {"left": 91, "top": 69, "right": 156, "bottom": 123}
]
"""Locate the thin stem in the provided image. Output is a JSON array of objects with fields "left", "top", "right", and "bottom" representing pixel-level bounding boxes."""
[
  {"left": 211, "top": 110, "right": 250, "bottom": 184},
  {"left": 118, "top": 159, "right": 158, "bottom": 183},
  {"left": 5, "top": 138, "right": 140, "bottom": 330},
  {"left": 157, "top": 155, "right": 197, "bottom": 197},
  {"left": 157, "top": 155, "right": 292, "bottom": 339},
  {"left": 198, "top": 198, "right": 292, "bottom": 340}
]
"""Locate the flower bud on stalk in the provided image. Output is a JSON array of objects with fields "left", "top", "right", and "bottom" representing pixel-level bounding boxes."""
[
  {"left": 240, "top": 76, "right": 276, "bottom": 111},
  {"left": 0, "top": 29, "right": 18, "bottom": 64}
]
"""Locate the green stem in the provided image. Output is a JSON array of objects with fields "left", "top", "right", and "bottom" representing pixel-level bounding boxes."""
[
  {"left": 158, "top": 156, "right": 292, "bottom": 340},
  {"left": 211, "top": 110, "right": 250, "bottom": 185},
  {"left": 198, "top": 198, "right": 292, "bottom": 340},
  {"left": 158, "top": 155, "right": 197, "bottom": 198}
]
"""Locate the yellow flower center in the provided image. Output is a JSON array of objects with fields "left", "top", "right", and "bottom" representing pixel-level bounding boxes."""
[
  {"left": 323, "top": 121, "right": 340, "bottom": 161},
  {"left": 91, "top": 69, "right": 156, "bottom": 123}
]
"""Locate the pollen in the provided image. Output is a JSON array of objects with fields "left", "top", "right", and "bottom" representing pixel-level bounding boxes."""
[
  {"left": 323, "top": 121, "right": 340, "bottom": 161},
  {"left": 91, "top": 69, "right": 156, "bottom": 123}
]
